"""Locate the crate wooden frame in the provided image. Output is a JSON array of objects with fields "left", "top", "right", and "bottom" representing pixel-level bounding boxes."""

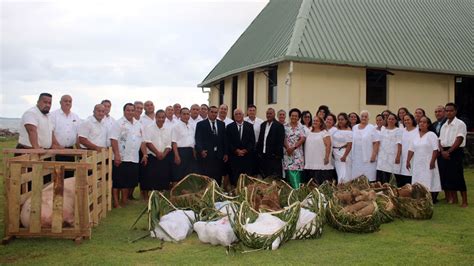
[{"left": 2, "top": 148, "right": 112, "bottom": 243}]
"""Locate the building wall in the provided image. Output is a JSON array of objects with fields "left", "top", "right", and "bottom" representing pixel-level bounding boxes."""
[{"left": 207, "top": 61, "right": 455, "bottom": 122}]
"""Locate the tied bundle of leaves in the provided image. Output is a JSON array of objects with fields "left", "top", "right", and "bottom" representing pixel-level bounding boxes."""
[
  {"left": 326, "top": 188, "right": 383, "bottom": 233},
  {"left": 235, "top": 174, "right": 269, "bottom": 195},
  {"left": 393, "top": 183, "right": 433, "bottom": 220},
  {"left": 287, "top": 186, "right": 326, "bottom": 239},
  {"left": 228, "top": 200, "right": 301, "bottom": 250}
]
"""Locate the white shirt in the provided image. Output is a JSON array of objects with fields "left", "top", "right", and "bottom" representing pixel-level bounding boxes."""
[
  {"left": 110, "top": 117, "right": 144, "bottom": 163},
  {"left": 376, "top": 127, "right": 402, "bottom": 174},
  {"left": 103, "top": 115, "right": 116, "bottom": 147},
  {"left": 140, "top": 114, "right": 155, "bottom": 128},
  {"left": 18, "top": 106, "right": 53, "bottom": 148},
  {"left": 171, "top": 120, "right": 195, "bottom": 148},
  {"left": 262, "top": 121, "right": 273, "bottom": 154},
  {"left": 144, "top": 123, "right": 172, "bottom": 156},
  {"left": 304, "top": 130, "right": 334, "bottom": 170},
  {"left": 244, "top": 116, "right": 263, "bottom": 143},
  {"left": 50, "top": 109, "right": 81, "bottom": 147},
  {"left": 218, "top": 116, "right": 234, "bottom": 126},
  {"left": 439, "top": 117, "right": 467, "bottom": 147},
  {"left": 78, "top": 116, "right": 107, "bottom": 148},
  {"left": 189, "top": 116, "right": 203, "bottom": 128},
  {"left": 164, "top": 117, "right": 177, "bottom": 129}
]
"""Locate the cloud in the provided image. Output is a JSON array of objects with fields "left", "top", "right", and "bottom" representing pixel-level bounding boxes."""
[{"left": 1, "top": 0, "right": 268, "bottom": 117}]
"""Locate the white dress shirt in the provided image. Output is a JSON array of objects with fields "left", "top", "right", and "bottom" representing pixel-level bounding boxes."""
[
  {"left": 18, "top": 106, "right": 53, "bottom": 148},
  {"left": 218, "top": 116, "right": 234, "bottom": 126},
  {"left": 50, "top": 109, "right": 81, "bottom": 147},
  {"left": 244, "top": 116, "right": 263, "bottom": 142},
  {"left": 439, "top": 117, "right": 467, "bottom": 147},
  {"left": 171, "top": 120, "right": 195, "bottom": 148},
  {"left": 164, "top": 117, "right": 177, "bottom": 129},
  {"left": 189, "top": 116, "right": 203, "bottom": 128},
  {"left": 78, "top": 116, "right": 107, "bottom": 148},
  {"left": 103, "top": 115, "right": 116, "bottom": 147},
  {"left": 144, "top": 123, "right": 172, "bottom": 156},
  {"left": 263, "top": 121, "right": 273, "bottom": 154},
  {"left": 110, "top": 117, "right": 144, "bottom": 163},
  {"left": 140, "top": 114, "right": 155, "bottom": 128}
]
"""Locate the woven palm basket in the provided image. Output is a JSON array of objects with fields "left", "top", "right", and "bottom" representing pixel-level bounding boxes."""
[
  {"left": 169, "top": 173, "right": 215, "bottom": 212},
  {"left": 228, "top": 200, "right": 301, "bottom": 250},
  {"left": 287, "top": 186, "right": 326, "bottom": 239},
  {"left": 326, "top": 195, "right": 383, "bottom": 233},
  {"left": 394, "top": 183, "right": 433, "bottom": 220}
]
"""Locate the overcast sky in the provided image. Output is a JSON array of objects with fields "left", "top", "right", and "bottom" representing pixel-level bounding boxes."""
[{"left": 0, "top": 0, "right": 268, "bottom": 118}]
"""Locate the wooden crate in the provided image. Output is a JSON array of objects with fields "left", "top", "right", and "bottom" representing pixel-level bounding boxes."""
[{"left": 2, "top": 148, "right": 113, "bottom": 243}]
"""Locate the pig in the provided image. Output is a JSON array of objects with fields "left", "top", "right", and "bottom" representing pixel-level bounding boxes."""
[{"left": 20, "top": 177, "right": 76, "bottom": 228}]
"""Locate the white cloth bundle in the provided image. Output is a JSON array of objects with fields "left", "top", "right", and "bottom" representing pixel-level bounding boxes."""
[
  {"left": 214, "top": 201, "right": 236, "bottom": 218},
  {"left": 292, "top": 208, "right": 317, "bottom": 239},
  {"left": 193, "top": 216, "right": 237, "bottom": 246},
  {"left": 243, "top": 213, "right": 286, "bottom": 250},
  {"left": 150, "top": 210, "right": 195, "bottom": 241}
]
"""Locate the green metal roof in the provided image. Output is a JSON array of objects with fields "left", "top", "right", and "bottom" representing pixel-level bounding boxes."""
[{"left": 199, "top": 0, "right": 473, "bottom": 87}]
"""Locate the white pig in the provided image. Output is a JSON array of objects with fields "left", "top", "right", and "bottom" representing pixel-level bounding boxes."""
[{"left": 20, "top": 177, "right": 76, "bottom": 228}]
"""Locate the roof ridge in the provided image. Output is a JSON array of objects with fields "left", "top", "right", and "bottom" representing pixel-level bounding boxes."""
[{"left": 286, "top": 0, "right": 313, "bottom": 57}]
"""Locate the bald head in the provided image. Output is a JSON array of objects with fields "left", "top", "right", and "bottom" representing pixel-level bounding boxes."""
[
  {"left": 60, "top": 94, "right": 72, "bottom": 113},
  {"left": 218, "top": 104, "right": 228, "bottom": 120},
  {"left": 93, "top": 104, "right": 105, "bottom": 121}
]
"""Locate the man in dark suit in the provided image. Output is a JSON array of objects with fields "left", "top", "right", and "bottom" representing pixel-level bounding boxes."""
[
  {"left": 195, "top": 105, "right": 228, "bottom": 185},
  {"left": 432, "top": 105, "right": 447, "bottom": 136},
  {"left": 227, "top": 108, "right": 256, "bottom": 186},
  {"left": 256, "top": 108, "right": 285, "bottom": 178}
]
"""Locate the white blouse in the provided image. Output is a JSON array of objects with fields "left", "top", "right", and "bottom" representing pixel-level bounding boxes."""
[
  {"left": 376, "top": 127, "right": 402, "bottom": 174},
  {"left": 304, "top": 130, "right": 334, "bottom": 170}
]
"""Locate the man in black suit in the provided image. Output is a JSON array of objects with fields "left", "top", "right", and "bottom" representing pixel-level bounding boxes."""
[
  {"left": 432, "top": 105, "right": 447, "bottom": 136},
  {"left": 256, "top": 108, "right": 285, "bottom": 178},
  {"left": 195, "top": 106, "right": 228, "bottom": 185},
  {"left": 227, "top": 108, "right": 256, "bottom": 186}
]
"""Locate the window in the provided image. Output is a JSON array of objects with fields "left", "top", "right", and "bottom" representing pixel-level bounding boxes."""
[
  {"left": 219, "top": 80, "right": 225, "bottom": 105},
  {"left": 366, "top": 69, "right": 388, "bottom": 105},
  {"left": 247, "top": 71, "right": 254, "bottom": 107},
  {"left": 231, "top": 76, "right": 238, "bottom": 117},
  {"left": 268, "top": 67, "right": 277, "bottom": 104}
]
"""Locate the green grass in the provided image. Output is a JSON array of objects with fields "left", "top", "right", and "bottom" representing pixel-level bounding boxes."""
[{"left": 1, "top": 138, "right": 473, "bottom": 265}]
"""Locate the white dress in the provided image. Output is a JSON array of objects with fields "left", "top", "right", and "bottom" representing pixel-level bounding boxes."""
[
  {"left": 376, "top": 127, "right": 402, "bottom": 174},
  {"left": 400, "top": 127, "right": 418, "bottom": 176},
  {"left": 409, "top": 132, "right": 442, "bottom": 192},
  {"left": 332, "top": 129, "right": 352, "bottom": 183},
  {"left": 304, "top": 130, "right": 334, "bottom": 170},
  {"left": 351, "top": 124, "right": 380, "bottom": 181}
]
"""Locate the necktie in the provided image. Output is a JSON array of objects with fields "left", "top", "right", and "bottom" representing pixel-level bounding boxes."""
[
  {"left": 211, "top": 121, "right": 216, "bottom": 135},
  {"left": 238, "top": 124, "right": 242, "bottom": 140},
  {"left": 436, "top": 123, "right": 441, "bottom": 135}
]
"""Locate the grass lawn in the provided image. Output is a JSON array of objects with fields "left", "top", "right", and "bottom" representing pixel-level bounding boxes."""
[{"left": 1, "top": 138, "right": 473, "bottom": 265}]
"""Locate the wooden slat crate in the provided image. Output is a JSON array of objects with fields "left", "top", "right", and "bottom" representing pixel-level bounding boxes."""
[{"left": 2, "top": 148, "right": 113, "bottom": 244}]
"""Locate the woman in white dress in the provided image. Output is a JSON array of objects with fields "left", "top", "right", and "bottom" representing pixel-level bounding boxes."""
[
  {"left": 396, "top": 113, "right": 418, "bottom": 187},
  {"left": 304, "top": 116, "right": 334, "bottom": 185},
  {"left": 325, "top": 113, "right": 337, "bottom": 136},
  {"left": 376, "top": 113, "right": 402, "bottom": 184},
  {"left": 348, "top": 112, "right": 360, "bottom": 128},
  {"left": 300, "top": 110, "right": 312, "bottom": 135},
  {"left": 397, "top": 107, "right": 409, "bottom": 128},
  {"left": 333, "top": 113, "right": 353, "bottom": 183},
  {"left": 375, "top": 114, "right": 385, "bottom": 131},
  {"left": 406, "top": 116, "right": 441, "bottom": 203},
  {"left": 351, "top": 111, "right": 380, "bottom": 182}
]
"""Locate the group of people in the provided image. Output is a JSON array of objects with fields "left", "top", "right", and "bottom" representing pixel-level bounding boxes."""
[{"left": 17, "top": 93, "right": 468, "bottom": 208}]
